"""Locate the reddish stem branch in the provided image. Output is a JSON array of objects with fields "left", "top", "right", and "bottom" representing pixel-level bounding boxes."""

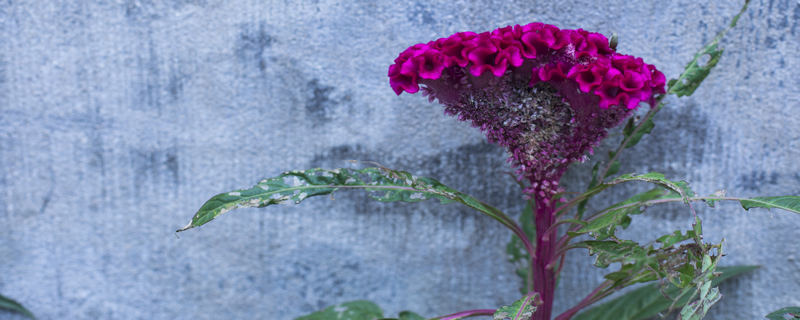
[{"left": 432, "top": 309, "right": 496, "bottom": 320}]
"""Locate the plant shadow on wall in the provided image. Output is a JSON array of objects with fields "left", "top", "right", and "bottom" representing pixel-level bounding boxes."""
[{"left": 176, "top": 1, "right": 800, "bottom": 320}]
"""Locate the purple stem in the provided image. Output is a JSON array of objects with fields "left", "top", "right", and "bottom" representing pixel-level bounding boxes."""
[
  {"left": 432, "top": 309, "right": 496, "bottom": 320},
  {"left": 531, "top": 194, "right": 558, "bottom": 320}
]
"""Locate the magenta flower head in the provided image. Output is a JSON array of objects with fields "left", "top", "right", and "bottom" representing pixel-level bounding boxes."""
[{"left": 389, "top": 23, "right": 665, "bottom": 199}]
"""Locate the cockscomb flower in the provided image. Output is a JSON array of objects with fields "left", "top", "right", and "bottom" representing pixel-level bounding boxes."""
[{"left": 389, "top": 23, "right": 665, "bottom": 198}]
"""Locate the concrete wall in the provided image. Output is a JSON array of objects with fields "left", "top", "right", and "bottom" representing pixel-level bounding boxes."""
[{"left": 1, "top": 0, "right": 798, "bottom": 319}]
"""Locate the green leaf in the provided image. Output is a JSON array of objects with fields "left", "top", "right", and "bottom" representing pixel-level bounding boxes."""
[
  {"left": 675, "top": 247, "right": 724, "bottom": 320},
  {"left": 576, "top": 188, "right": 672, "bottom": 238},
  {"left": 295, "top": 300, "right": 383, "bottom": 320},
  {"left": 678, "top": 284, "right": 721, "bottom": 320},
  {"left": 493, "top": 294, "right": 539, "bottom": 320},
  {"left": 766, "top": 307, "right": 800, "bottom": 320},
  {"left": 575, "top": 232, "right": 724, "bottom": 304},
  {"left": 579, "top": 206, "right": 642, "bottom": 239},
  {"left": 573, "top": 266, "right": 757, "bottom": 320},
  {"left": 667, "top": 0, "right": 750, "bottom": 96},
  {"left": 396, "top": 311, "right": 425, "bottom": 320},
  {"left": 577, "top": 240, "right": 653, "bottom": 270},
  {"left": 739, "top": 196, "right": 800, "bottom": 214},
  {"left": 614, "top": 173, "right": 695, "bottom": 200},
  {"left": 507, "top": 200, "right": 535, "bottom": 294},
  {"left": 575, "top": 173, "right": 694, "bottom": 212},
  {"left": 179, "top": 167, "right": 515, "bottom": 232},
  {"left": 622, "top": 117, "right": 655, "bottom": 149},
  {"left": 0, "top": 294, "right": 35, "bottom": 319},
  {"left": 657, "top": 229, "right": 697, "bottom": 248}
]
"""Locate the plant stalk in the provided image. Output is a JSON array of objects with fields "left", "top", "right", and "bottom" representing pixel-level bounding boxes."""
[{"left": 531, "top": 194, "right": 558, "bottom": 320}]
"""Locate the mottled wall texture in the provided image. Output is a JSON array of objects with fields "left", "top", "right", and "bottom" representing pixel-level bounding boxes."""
[{"left": 1, "top": 1, "right": 798, "bottom": 319}]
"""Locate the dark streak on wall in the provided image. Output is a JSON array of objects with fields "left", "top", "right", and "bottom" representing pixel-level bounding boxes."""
[
  {"left": 305, "top": 79, "right": 336, "bottom": 126},
  {"left": 737, "top": 170, "right": 780, "bottom": 191},
  {"left": 130, "top": 147, "right": 180, "bottom": 199},
  {"left": 235, "top": 22, "right": 274, "bottom": 73}
]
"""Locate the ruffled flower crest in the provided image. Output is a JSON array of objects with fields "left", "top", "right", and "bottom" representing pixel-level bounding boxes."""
[{"left": 389, "top": 23, "right": 665, "bottom": 198}]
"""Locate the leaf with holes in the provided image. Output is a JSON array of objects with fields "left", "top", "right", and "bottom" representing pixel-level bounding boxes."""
[
  {"left": 577, "top": 240, "right": 654, "bottom": 270},
  {"left": 739, "top": 196, "right": 800, "bottom": 214},
  {"left": 676, "top": 249, "right": 724, "bottom": 320},
  {"left": 678, "top": 284, "right": 721, "bottom": 320},
  {"left": 574, "top": 228, "right": 722, "bottom": 293},
  {"left": 657, "top": 229, "right": 697, "bottom": 248},
  {"left": 572, "top": 173, "right": 694, "bottom": 213},
  {"left": 573, "top": 265, "right": 757, "bottom": 320},
  {"left": 0, "top": 294, "right": 35, "bottom": 319},
  {"left": 578, "top": 205, "right": 642, "bottom": 240},
  {"left": 667, "top": 0, "right": 749, "bottom": 96},
  {"left": 294, "top": 300, "right": 383, "bottom": 320},
  {"left": 574, "top": 188, "right": 673, "bottom": 239},
  {"left": 613, "top": 173, "right": 695, "bottom": 201},
  {"left": 493, "top": 294, "right": 539, "bottom": 320},
  {"left": 179, "top": 167, "right": 515, "bottom": 232}
]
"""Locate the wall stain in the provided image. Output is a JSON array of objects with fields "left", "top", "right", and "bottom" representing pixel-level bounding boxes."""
[
  {"left": 124, "top": 0, "right": 207, "bottom": 24},
  {"left": 269, "top": 246, "right": 373, "bottom": 309},
  {"left": 0, "top": 53, "right": 6, "bottom": 89},
  {"left": 737, "top": 170, "right": 779, "bottom": 192},
  {"left": 603, "top": 100, "right": 710, "bottom": 177},
  {"left": 794, "top": 173, "right": 800, "bottom": 193},
  {"left": 167, "top": 63, "right": 188, "bottom": 102},
  {"left": 305, "top": 79, "right": 338, "bottom": 125},
  {"left": 309, "top": 144, "right": 370, "bottom": 167},
  {"left": 697, "top": 20, "right": 709, "bottom": 43},
  {"left": 0, "top": 0, "right": 10, "bottom": 19},
  {"left": 408, "top": 2, "right": 436, "bottom": 25},
  {"left": 235, "top": 21, "right": 274, "bottom": 73},
  {"left": 130, "top": 147, "right": 180, "bottom": 198},
  {"left": 792, "top": 3, "right": 799, "bottom": 35},
  {"left": 0, "top": 53, "right": 6, "bottom": 112},
  {"left": 0, "top": 136, "right": 6, "bottom": 218},
  {"left": 39, "top": 176, "right": 55, "bottom": 215},
  {"left": 309, "top": 142, "right": 516, "bottom": 217},
  {"left": 765, "top": 0, "right": 793, "bottom": 31},
  {"left": 145, "top": 37, "right": 161, "bottom": 111},
  {"left": 165, "top": 152, "right": 179, "bottom": 185},
  {"left": 764, "top": 36, "right": 777, "bottom": 49},
  {"left": 128, "top": 30, "right": 164, "bottom": 112},
  {"left": 558, "top": 101, "right": 713, "bottom": 221}
]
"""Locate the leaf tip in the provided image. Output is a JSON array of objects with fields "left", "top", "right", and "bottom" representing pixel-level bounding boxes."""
[{"left": 176, "top": 221, "right": 194, "bottom": 233}]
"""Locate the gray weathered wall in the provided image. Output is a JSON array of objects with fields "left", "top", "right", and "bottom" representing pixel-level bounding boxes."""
[{"left": 1, "top": 0, "right": 798, "bottom": 319}]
